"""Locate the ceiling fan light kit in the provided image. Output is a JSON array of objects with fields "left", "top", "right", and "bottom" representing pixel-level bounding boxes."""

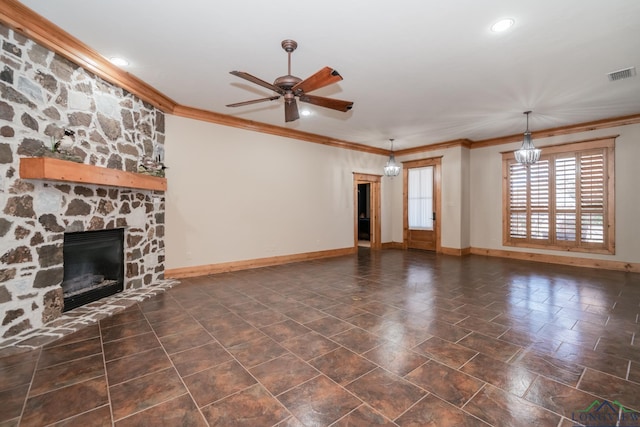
[{"left": 227, "top": 40, "right": 354, "bottom": 122}]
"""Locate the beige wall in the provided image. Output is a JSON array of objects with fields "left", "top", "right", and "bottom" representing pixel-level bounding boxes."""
[
  {"left": 164, "top": 115, "right": 389, "bottom": 269},
  {"left": 470, "top": 123, "right": 640, "bottom": 264},
  {"left": 165, "top": 114, "right": 639, "bottom": 271}
]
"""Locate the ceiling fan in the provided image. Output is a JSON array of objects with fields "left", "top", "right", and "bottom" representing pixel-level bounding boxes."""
[{"left": 226, "top": 39, "right": 354, "bottom": 122}]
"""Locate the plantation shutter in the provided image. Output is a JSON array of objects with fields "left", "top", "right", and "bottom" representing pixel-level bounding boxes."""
[
  {"left": 529, "top": 160, "right": 550, "bottom": 241},
  {"left": 503, "top": 137, "right": 613, "bottom": 254},
  {"left": 507, "top": 160, "right": 550, "bottom": 241},
  {"left": 579, "top": 151, "right": 606, "bottom": 244},
  {"left": 555, "top": 156, "right": 577, "bottom": 242},
  {"left": 508, "top": 162, "right": 527, "bottom": 239}
]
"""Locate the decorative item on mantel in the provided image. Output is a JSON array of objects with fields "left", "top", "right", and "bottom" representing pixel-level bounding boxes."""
[
  {"left": 138, "top": 155, "right": 168, "bottom": 177},
  {"left": 32, "top": 128, "right": 83, "bottom": 163},
  {"left": 53, "top": 128, "right": 75, "bottom": 152}
]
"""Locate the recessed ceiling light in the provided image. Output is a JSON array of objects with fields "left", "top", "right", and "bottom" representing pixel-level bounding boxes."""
[
  {"left": 491, "top": 18, "right": 515, "bottom": 32},
  {"left": 300, "top": 109, "right": 311, "bottom": 117},
  {"left": 109, "top": 57, "right": 129, "bottom": 67}
]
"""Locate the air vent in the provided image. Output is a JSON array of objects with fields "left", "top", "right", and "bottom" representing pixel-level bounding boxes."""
[{"left": 607, "top": 67, "right": 636, "bottom": 82}]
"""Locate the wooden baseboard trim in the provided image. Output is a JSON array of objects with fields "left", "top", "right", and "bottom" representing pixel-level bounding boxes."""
[
  {"left": 470, "top": 247, "right": 640, "bottom": 273},
  {"left": 165, "top": 247, "right": 357, "bottom": 279},
  {"left": 440, "top": 247, "right": 471, "bottom": 256},
  {"left": 381, "top": 242, "right": 404, "bottom": 249},
  {"left": 167, "top": 246, "right": 639, "bottom": 278}
]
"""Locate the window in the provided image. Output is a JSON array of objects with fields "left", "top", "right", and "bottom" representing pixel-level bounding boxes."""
[{"left": 503, "top": 137, "right": 615, "bottom": 254}]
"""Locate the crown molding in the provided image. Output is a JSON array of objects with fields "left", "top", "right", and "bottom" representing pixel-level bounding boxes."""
[
  {"left": 0, "top": 0, "right": 178, "bottom": 112},
  {"left": 173, "top": 105, "right": 389, "bottom": 155},
  {"left": 471, "top": 113, "right": 640, "bottom": 149},
  {"left": 0, "top": 0, "right": 388, "bottom": 155},
  {"left": 394, "top": 139, "right": 472, "bottom": 156},
  {"left": 393, "top": 114, "right": 640, "bottom": 156},
  {"left": 2, "top": 0, "right": 639, "bottom": 157}
]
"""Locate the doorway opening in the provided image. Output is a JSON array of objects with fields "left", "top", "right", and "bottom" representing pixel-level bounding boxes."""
[
  {"left": 357, "top": 183, "right": 371, "bottom": 246},
  {"left": 353, "top": 173, "right": 381, "bottom": 249}
]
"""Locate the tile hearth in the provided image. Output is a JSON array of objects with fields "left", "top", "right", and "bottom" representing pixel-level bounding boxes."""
[
  {"left": 1, "top": 249, "right": 639, "bottom": 426},
  {"left": 0, "top": 280, "right": 177, "bottom": 353}
]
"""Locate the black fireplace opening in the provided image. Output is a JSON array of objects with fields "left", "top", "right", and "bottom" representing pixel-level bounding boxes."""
[{"left": 62, "top": 228, "right": 125, "bottom": 312}]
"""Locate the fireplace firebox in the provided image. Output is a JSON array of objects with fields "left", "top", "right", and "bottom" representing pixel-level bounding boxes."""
[{"left": 62, "top": 228, "right": 125, "bottom": 311}]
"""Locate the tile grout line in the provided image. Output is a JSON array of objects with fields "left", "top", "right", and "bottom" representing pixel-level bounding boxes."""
[
  {"left": 387, "top": 392, "right": 431, "bottom": 426},
  {"left": 268, "top": 319, "right": 426, "bottom": 424},
  {"left": 96, "top": 319, "right": 117, "bottom": 426},
  {"left": 460, "top": 382, "right": 487, "bottom": 415},
  {"left": 328, "top": 403, "right": 398, "bottom": 427},
  {"left": 575, "top": 365, "right": 588, "bottom": 390},
  {"left": 519, "top": 373, "right": 540, "bottom": 403},
  {"left": 16, "top": 347, "right": 42, "bottom": 426},
  {"left": 177, "top": 293, "right": 300, "bottom": 425},
  {"left": 113, "top": 295, "right": 210, "bottom": 425},
  {"left": 5, "top": 252, "right": 640, "bottom": 425}
]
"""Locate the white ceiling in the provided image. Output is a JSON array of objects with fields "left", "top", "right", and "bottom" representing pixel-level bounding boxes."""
[{"left": 19, "top": 0, "right": 640, "bottom": 151}]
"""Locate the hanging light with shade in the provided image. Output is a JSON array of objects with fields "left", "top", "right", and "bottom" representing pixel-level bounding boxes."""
[
  {"left": 383, "top": 139, "right": 401, "bottom": 177},
  {"left": 514, "top": 111, "right": 541, "bottom": 165}
]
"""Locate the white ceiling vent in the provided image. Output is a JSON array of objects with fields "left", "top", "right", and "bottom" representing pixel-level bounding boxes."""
[{"left": 607, "top": 66, "right": 636, "bottom": 82}]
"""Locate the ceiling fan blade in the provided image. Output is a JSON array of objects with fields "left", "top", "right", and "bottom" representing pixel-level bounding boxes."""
[
  {"left": 230, "top": 71, "right": 284, "bottom": 95},
  {"left": 292, "top": 66, "right": 343, "bottom": 94},
  {"left": 226, "top": 96, "right": 280, "bottom": 107},
  {"left": 298, "top": 94, "right": 354, "bottom": 112},
  {"left": 285, "top": 99, "right": 300, "bottom": 122}
]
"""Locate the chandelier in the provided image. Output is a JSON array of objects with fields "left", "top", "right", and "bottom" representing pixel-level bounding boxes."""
[
  {"left": 514, "top": 111, "right": 541, "bottom": 165},
  {"left": 383, "top": 139, "right": 401, "bottom": 177}
]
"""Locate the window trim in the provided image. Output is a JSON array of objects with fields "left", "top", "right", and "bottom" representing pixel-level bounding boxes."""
[{"left": 502, "top": 136, "right": 616, "bottom": 255}]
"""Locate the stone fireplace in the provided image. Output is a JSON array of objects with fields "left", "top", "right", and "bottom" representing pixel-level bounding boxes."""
[{"left": 0, "top": 24, "right": 167, "bottom": 342}]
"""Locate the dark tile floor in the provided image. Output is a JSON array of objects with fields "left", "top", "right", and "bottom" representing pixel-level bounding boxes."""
[{"left": 1, "top": 249, "right": 639, "bottom": 426}]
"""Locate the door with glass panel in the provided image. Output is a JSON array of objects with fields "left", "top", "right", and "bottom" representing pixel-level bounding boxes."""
[{"left": 403, "top": 158, "right": 441, "bottom": 251}]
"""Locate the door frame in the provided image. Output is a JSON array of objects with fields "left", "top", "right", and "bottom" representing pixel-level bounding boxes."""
[
  {"left": 353, "top": 173, "right": 381, "bottom": 250},
  {"left": 402, "top": 157, "right": 442, "bottom": 252}
]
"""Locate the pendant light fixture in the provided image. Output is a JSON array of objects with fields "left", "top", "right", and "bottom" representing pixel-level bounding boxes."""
[
  {"left": 383, "top": 138, "right": 401, "bottom": 177},
  {"left": 514, "top": 111, "right": 541, "bottom": 165}
]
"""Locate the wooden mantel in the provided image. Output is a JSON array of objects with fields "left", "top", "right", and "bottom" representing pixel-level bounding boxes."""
[{"left": 19, "top": 157, "right": 167, "bottom": 192}]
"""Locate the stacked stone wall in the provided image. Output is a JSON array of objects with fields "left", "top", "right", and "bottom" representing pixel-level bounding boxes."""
[{"left": 0, "top": 24, "right": 166, "bottom": 340}]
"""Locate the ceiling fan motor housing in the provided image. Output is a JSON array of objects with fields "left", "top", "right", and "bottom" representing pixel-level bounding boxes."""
[
  {"left": 281, "top": 39, "right": 298, "bottom": 53},
  {"left": 274, "top": 75, "right": 302, "bottom": 91}
]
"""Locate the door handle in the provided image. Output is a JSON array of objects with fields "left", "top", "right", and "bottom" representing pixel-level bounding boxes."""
[{"left": 432, "top": 212, "right": 436, "bottom": 221}]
